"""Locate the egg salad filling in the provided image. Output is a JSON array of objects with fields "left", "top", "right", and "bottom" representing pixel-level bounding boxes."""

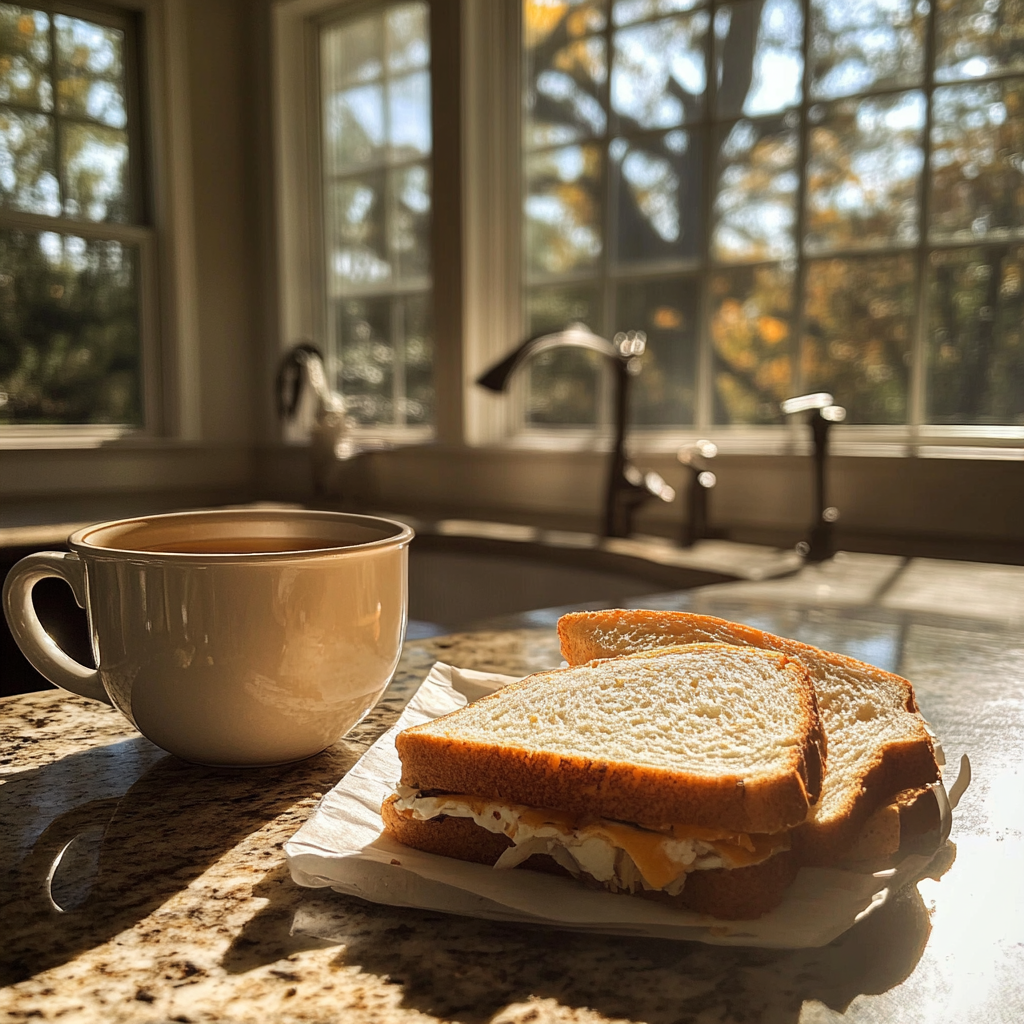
[{"left": 391, "top": 785, "right": 790, "bottom": 895}]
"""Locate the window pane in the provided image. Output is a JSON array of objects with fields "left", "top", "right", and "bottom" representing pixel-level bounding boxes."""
[
  {"left": 801, "top": 254, "right": 916, "bottom": 424},
  {"left": 712, "top": 115, "right": 799, "bottom": 263},
  {"left": 400, "top": 292, "right": 433, "bottom": 425},
  {"left": 710, "top": 262, "right": 794, "bottom": 423},
  {"left": 322, "top": 81, "right": 385, "bottom": 172},
  {"left": 927, "top": 246, "right": 1024, "bottom": 425},
  {"left": 388, "top": 70, "right": 431, "bottom": 158},
  {"left": 389, "top": 162, "right": 430, "bottom": 282},
  {"left": 334, "top": 295, "right": 393, "bottom": 424},
  {"left": 809, "top": 0, "right": 927, "bottom": 100},
  {"left": 325, "top": 174, "right": 389, "bottom": 291},
  {"left": 61, "top": 122, "right": 129, "bottom": 223},
  {"left": 935, "top": 0, "right": 1024, "bottom": 83},
  {"left": 805, "top": 91, "right": 925, "bottom": 253},
  {"left": 54, "top": 13, "right": 126, "bottom": 129},
  {"left": 714, "top": 0, "right": 803, "bottom": 119},
  {"left": 525, "top": 283, "right": 603, "bottom": 426},
  {"left": 0, "top": 5, "right": 51, "bottom": 110},
  {"left": 930, "top": 78, "right": 1024, "bottom": 244},
  {"left": 612, "top": 12, "right": 709, "bottom": 129},
  {"left": 320, "top": 3, "right": 432, "bottom": 431},
  {"left": 525, "top": 143, "right": 603, "bottom": 275},
  {"left": 525, "top": 28, "right": 607, "bottom": 149},
  {"left": 612, "top": 128, "right": 704, "bottom": 266},
  {"left": 386, "top": 2, "right": 429, "bottom": 73},
  {"left": 0, "top": 228, "right": 141, "bottom": 425},
  {"left": 616, "top": 277, "right": 699, "bottom": 425},
  {"left": 322, "top": 13, "right": 383, "bottom": 89},
  {"left": 613, "top": 0, "right": 701, "bottom": 27},
  {"left": 0, "top": 107, "right": 58, "bottom": 214}
]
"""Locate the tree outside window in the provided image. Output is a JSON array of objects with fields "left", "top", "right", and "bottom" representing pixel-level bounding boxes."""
[
  {"left": 0, "top": 2, "right": 146, "bottom": 428},
  {"left": 522, "top": 0, "right": 1024, "bottom": 431}
]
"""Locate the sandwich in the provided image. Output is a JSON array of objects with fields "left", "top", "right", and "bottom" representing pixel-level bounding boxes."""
[
  {"left": 382, "top": 643, "right": 827, "bottom": 920},
  {"left": 556, "top": 610, "right": 943, "bottom": 867}
]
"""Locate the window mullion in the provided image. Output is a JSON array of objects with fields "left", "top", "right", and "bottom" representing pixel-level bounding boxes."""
[
  {"left": 695, "top": 1, "right": 718, "bottom": 433},
  {"left": 788, "top": 0, "right": 814, "bottom": 408},
  {"left": 910, "top": 2, "right": 940, "bottom": 439},
  {"left": 47, "top": 12, "right": 63, "bottom": 219}
]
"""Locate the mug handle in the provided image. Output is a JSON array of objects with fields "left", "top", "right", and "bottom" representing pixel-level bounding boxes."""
[{"left": 3, "top": 551, "right": 110, "bottom": 705}]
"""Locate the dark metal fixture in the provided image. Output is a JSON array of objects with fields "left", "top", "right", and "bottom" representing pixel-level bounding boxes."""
[
  {"left": 476, "top": 325, "right": 675, "bottom": 538},
  {"left": 781, "top": 392, "right": 846, "bottom": 562},
  {"left": 678, "top": 440, "right": 717, "bottom": 547}
]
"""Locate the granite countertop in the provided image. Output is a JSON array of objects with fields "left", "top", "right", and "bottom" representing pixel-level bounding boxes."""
[{"left": 2, "top": 595, "right": 1024, "bottom": 1024}]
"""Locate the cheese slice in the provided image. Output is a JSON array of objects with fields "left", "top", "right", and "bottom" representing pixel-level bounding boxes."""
[{"left": 391, "top": 787, "right": 790, "bottom": 893}]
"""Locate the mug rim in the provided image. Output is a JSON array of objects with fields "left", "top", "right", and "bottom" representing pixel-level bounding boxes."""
[{"left": 68, "top": 508, "right": 415, "bottom": 562}]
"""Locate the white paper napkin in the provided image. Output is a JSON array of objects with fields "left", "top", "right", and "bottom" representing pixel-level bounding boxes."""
[{"left": 285, "top": 662, "right": 969, "bottom": 949}]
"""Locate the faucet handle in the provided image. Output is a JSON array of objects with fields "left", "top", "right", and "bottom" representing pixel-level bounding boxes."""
[{"left": 678, "top": 439, "right": 717, "bottom": 467}]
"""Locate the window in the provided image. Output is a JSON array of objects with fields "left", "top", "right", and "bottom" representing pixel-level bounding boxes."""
[
  {"left": 521, "top": 0, "right": 1024, "bottom": 436},
  {"left": 0, "top": 2, "right": 151, "bottom": 430},
  {"left": 317, "top": 1, "right": 434, "bottom": 434}
]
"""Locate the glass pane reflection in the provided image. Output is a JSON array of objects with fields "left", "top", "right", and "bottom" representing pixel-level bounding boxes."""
[
  {"left": 388, "top": 71, "right": 431, "bottom": 157},
  {"left": 0, "top": 4, "right": 52, "bottom": 110},
  {"left": 61, "top": 122, "right": 129, "bottom": 223},
  {"left": 613, "top": 129, "right": 704, "bottom": 265},
  {"left": 927, "top": 246, "right": 1024, "bottom": 425},
  {"left": 0, "top": 228, "right": 141, "bottom": 425},
  {"left": 325, "top": 174, "right": 389, "bottom": 291},
  {"left": 613, "top": 0, "right": 701, "bottom": 26},
  {"left": 801, "top": 254, "right": 916, "bottom": 424},
  {"left": 612, "top": 12, "right": 709, "bottom": 129},
  {"left": 710, "top": 262, "right": 794, "bottom": 424},
  {"left": 54, "top": 14, "right": 126, "bottom": 129},
  {"left": 525, "top": 283, "right": 603, "bottom": 427},
  {"left": 714, "top": 0, "right": 803, "bottom": 119},
  {"left": 386, "top": 2, "right": 429, "bottom": 73},
  {"left": 935, "top": 0, "right": 1024, "bottom": 83},
  {"left": 400, "top": 292, "right": 433, "bottom": 425},
  {"left": 526, "top": 32, "right": 607, "bottom": 149},
  {"left": 616, "top": 277, "right": 699, "bottom": 425},
  {"left": 0, "top": 107, "right": 58, "bottom": 215},
  {"left": 335, "top": 295, "right": 393, "bottom": 425},
  {"left": 809, "top": 0, "right": 926, "bottom": 100},
  {"left": 322, "top": 13, "right": 382, "bottom": 88},
  {"left": 805, "top": 91, "right": 925, "bottom": 253},
  {"left": 389, "top": 162, "right": 430, "bottom": 282},
  {"left": 525, "top": 143, "right": 604, "bottom": 275},
  {"left": 712, "top": 116, "right": 798, "bottom": 262},
  {"left": 930, "top": 79, "right": 1024, "bottom": 243}
]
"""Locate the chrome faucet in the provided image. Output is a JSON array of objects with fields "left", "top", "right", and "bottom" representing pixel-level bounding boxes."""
[
  {"left": 477, "top": 325, "right": 675, "bottom": 538},
  {"left": 678, "top": 440, "right": 717, "bottom": 547},
  {"left": 781, "top": 392, "right": 846, "bottom": 562}
]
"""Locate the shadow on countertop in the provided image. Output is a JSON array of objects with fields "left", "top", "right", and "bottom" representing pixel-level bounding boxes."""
[{"left": 225, "top": 849, "right": 948, "bottom": 1024}]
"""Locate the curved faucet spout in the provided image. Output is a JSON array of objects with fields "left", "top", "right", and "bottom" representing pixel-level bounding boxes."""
[
  {"left": 476, "top": 325, "right": 619, "bottom": 393},
  {"left": 476, "top": 325, "right": 673, "bottom": 538}
]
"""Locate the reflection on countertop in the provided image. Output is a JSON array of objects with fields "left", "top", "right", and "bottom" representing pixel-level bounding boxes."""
[{"left": 2, "top": 589, "right": 1023, "bottom": 1023}]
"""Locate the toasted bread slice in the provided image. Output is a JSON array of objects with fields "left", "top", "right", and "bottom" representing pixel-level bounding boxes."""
[
  {"left": 557, "top": 610, "right": 939, "bottom": 864},
  {"left": 395, "top": 643, "right": 825, "bottom": 834},
  {"left": 381, "top": 794, "right": 799, "bottom": 920}
]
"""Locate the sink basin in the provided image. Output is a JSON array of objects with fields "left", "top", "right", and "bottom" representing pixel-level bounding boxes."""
[{"left": 406, "top": 531, "right": 737, "bottom": 636}]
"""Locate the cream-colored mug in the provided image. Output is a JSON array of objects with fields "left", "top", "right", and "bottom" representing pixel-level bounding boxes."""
[{"left": 3, "top": 509, "right": 413, "bottom": 766}]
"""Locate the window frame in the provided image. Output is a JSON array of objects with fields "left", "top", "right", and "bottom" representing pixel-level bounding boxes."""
[
  {"left": 274, "top": 0, "right": 464, "bottom": 446},
  {"left": 0, "top": 0, "right": 166, "bottom": 444},
  {"left": 509, "top": 0, "right": 1024, "bottom": 458}
]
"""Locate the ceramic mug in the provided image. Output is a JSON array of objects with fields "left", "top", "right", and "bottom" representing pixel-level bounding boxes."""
[{"left": 3, "top": 509, "right": 414, "bottom": 766}]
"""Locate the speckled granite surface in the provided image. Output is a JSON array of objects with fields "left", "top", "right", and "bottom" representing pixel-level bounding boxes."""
[{"left": 2, "top": 607, "right": 1023, "bottom": 1024}]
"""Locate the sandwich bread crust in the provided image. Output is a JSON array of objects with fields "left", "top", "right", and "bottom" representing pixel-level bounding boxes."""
[
  {"left": 556, "top": 610, "right": 939, "bottom": 865},
  {"left": 395, "top": 643, "right": 826, "bottom": 834}
]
